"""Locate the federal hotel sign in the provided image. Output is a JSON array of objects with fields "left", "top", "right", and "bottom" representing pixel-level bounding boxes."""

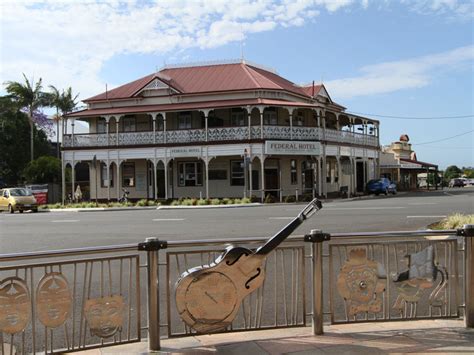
[{"left": 265, "top": 141, "right": 321, "bottom": 156}]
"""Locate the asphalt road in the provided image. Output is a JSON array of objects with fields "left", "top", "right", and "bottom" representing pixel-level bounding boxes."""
[{"left": 1, "top": 187, "right": 473, "bottom": 254}]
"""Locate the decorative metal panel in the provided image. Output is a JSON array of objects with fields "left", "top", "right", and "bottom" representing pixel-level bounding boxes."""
[
  {"left": 329, "top": 239, "right": 460, "bottom": 324},
  {"left": 0, "top": 255, "right": 141, "bottom": 354}
]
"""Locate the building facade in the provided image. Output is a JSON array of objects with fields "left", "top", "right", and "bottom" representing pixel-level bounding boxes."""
[
  {"left": 380, "top": 135, "right": 438, "bottom": 190},
  {"left": 63, "top": 60, "right": 380, "bottom": 202}
]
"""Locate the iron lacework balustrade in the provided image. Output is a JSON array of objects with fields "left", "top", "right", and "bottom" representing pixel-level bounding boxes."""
[{"left": 63, "top": 126, "right": 378, "bottom": 148}]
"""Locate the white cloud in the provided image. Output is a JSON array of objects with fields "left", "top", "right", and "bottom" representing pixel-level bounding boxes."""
[
  {"left": 325, "top": 45, "right": 474, "bottom": 99},
  {"left": 401, "top": 0, "right": 473, "bottom": 20},
  {"left": 0, "top": 0, "right": 471, "bottom": 103}
]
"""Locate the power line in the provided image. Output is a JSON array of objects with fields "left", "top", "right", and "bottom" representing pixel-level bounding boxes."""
[
  {"left": 412, "top": 130, "right": 474, "bottom": 145},
  {"left": 346, "top": 111, "right": 474, "bottom": 120}
]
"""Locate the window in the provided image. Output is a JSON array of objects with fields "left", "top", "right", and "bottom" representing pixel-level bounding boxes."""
[
  {"left": 209, "top": 170, "right": 227, "bottom": 180},
  {"left": 326, "top": 161, "right": 331, "bottom": 183},
  {"left": 122, "top": 116, "right": 136, "bottom": 132},
  {"left": 230, "top": 160, "right": 244, "bottom": 186},
  {"left": 97, "top": 118, "right": 106, "bottom": 133},
  {"left": 122, "top": 163, "right": 135, "bottom": 187},
  {"left": 178, "top": 162, "right": 203, "bottom": 186},
  {"left": 178, "top": 112, "right": 192, "bottom": 129},
  {"left": 100, "top": 163, "right": 114, "bottom": 187},
  {"left": 231, "top": 108, "right": 245, "bottom": 126},
  {"left": 295, "top": 111, "right": 304, "bottom": 126},
  {"left": 290, "top": 160, "right": 297, "bottom": 185},
  {"left": 263, "top": 107, "right": 277, "bottom": 125}
]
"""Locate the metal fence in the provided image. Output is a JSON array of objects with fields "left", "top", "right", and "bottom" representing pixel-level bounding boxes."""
[
  {"left": 1, "top": 226, "right": 473, "bottom": 353},
  {"left": 0, "top": 245, "right": 143, "bottom": 354}
]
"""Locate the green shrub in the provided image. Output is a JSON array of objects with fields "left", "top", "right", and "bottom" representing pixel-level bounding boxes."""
[
  {"left": 181, "top": 198, "right": 194, "bottom": 206},
  {"left": 434, "top": 214, "right": 474, "bottom": 229},
  {"left": 210, "top": 198, "right": 220, "bottom": 205},
  {"left": 233, "top": 198, "right": 242, "bottom": 204},
  {"left": 300, "top": 193, "right": 313, "bottom": 202},
  {"left": 222, "top": 198, "right": 232, "bottom": 205},
  {"left": 171, "top": 200, "right": 180, "bottom": 206},
  {"left": 136, "top": 199, "right": 149, "bottom": 206},
  {"left": 264, "top": 194, "right": 276, "bottom": 203},
  {"left": 250, "top": 195, "right": 260, "bottom": 203},
  {"left": 284, "top": 195, "right": 296, "bottom": 203},
  {"left": 197, "top": 199, "right": 208, "bottom": 205},
  {"left": 241, "top": 197, "right": 251, "bottom": 204}
]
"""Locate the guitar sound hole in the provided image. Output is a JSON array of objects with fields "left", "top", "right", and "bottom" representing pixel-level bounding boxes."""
[
  {"left": 245, "top": 268, "right": 261, "bottom": 289},
  {"left": 226, "top": 252, "right": 249, "bottom": 266}
]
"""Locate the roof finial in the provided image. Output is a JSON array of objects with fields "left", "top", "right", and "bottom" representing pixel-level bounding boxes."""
[{"left": 240, "top": 24, "right": 245, "bottom": 63}]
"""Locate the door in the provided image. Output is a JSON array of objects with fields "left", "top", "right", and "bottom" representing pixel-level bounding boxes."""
[
  {"left": 264, "top": 168, "right": 279, "bottom": 198},
  {"left": 356, "top": 161, "right": 364, "bottom": 192},
  {"left": 147, "top": 162, "right": 154, "bottom": 199},
  {"left": 302, "top": 161, "right": 314, "bottom": 193}
]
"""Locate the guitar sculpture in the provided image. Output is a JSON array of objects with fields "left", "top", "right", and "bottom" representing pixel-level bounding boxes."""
[{"left": 175, "top": 198, "right": 322, "bottom": 333}]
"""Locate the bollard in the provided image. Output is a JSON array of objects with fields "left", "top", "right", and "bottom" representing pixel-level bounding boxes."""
[
  {"left": 462, "top": 224, "right": 474, "bottom": 328},
  {"left": 138, "top": 237, "right": 168, "bottom": 351},
  {"left": 305, "top": 229, "right": 330, "bottom": 335}
]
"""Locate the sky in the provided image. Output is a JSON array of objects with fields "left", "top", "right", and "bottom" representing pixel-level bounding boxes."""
[{"left": 1, "top": 0, "right": 473, "bottom": 170}]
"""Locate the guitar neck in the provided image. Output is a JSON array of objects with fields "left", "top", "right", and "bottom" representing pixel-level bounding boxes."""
[{"left": 255, "top": 199, "right": 321, "bottom": 256}]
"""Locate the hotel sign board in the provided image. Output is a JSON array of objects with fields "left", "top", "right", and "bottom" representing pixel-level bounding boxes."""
[
  {"left": 265, "top": 141, "right": 321, "bottom": 155},
  {"left": 169, "top": 146, "right": 202, "bottom": 157}
]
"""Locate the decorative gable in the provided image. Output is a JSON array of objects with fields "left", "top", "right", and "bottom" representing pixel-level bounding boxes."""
[{"left": 134, "top": 77, "right": 179, "bottom": 97}]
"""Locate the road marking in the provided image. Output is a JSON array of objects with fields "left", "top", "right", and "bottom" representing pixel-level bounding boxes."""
[
  {"left": 269, "top": 217, "right": 294, "bottom": 220},
  {"left": 325, "top": 207, "right": 405, "bottom": 210},
  {"left": 408, "top": 203, "right": 436, "bottom": 206},
  {"left": 152, "top": 218, "right": 185, "bottom": 221},
  {"left": 51, "top": 219, "right": 79, "bottom": 223},
  {"left": 406, "top": 215, "right": 446, "bottom": 219}
]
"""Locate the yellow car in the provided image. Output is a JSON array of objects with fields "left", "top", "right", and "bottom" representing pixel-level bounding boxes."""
[{"left": 0, "top": 187, "right": 38, "bottom": 213}]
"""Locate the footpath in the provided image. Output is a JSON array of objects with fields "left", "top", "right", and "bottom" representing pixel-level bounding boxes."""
[{"left": 75, "top": 319, "right": 473, "bottom": 354}]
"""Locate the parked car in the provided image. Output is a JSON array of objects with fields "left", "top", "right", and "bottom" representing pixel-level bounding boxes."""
[
  {"left": 366, "top": 178, "right": 397, "bottom": 195},
  {"left": 0, "top": 187, "right": 38, "bottom": 213},
  {"left": 448, "top": 178, "right": 465, "bottom": 188}
]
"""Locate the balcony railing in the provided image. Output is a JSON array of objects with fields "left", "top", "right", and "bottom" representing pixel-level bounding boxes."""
[{"left": 63, "top": 125, "right": 378, "bottom": 148}]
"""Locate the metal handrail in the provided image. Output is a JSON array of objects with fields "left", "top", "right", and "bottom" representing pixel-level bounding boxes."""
[
  {"left": 0, "top": 229, "right": 461, "bottom": 262},
  {"left": 0, "top": 243, "right": 137, "bottom": 262}
]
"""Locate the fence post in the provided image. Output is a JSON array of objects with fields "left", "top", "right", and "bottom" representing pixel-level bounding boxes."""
[
  {"left": 305, "top": 229, "right": 330, "bottom": 335},
  {"left": 138, "top": 237, "right": 168, "bottom": 351},
  {"left": 462, "top": 224, "right": 474, "bottom": 328}
]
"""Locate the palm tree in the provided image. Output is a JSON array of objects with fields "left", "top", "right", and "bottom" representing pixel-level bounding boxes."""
[
  {"left": 49, "top": 86, "right": 79, "bottom": 158},
  {"left": 4, "top": 74, "right": 50, "bottom": 161}
]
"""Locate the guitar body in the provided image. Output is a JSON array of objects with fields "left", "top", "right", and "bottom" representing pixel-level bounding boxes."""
[
  {"left": 175, "top": 199, "right": 322, "bottom": 334},
  {"left": 175, "top": 246, "right": 265, "bottom": 333}
]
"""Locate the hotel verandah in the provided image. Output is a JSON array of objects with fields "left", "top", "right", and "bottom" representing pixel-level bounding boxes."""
[{"left": 63, "top": 60, "right": 380, "bottom": 202}]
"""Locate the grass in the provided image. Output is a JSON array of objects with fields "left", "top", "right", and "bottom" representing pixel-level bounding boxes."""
[{"left": 431, "top": 213, "right": 474, "bottom": 229}]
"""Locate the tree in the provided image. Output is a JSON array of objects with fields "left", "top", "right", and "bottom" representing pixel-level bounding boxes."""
[
  {"left": 444, "top": 165, "right": 462, "bottom": 180},
  {"left": 49, "top": 86, "right": 78, "bottom": 158},
  {"left": 463, "top": 168, "right": 474, "bottom": 178},
  {"left": 0, "top": 96, "right": 50, "bottom": 185},
  {"left": 23, "top": 156, "right": 61, "bottom": 184},
  {"left": 4, "top": 74, "right": 50, "bottom": 161}
]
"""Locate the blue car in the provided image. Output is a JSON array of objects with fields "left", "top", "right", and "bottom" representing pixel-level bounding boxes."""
[{"left": 366, "top": 178, "right": 397, "bottom": 195}]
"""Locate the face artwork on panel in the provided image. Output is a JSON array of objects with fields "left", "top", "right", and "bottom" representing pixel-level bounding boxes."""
[
  {"left": 36, "top": 272, "right": 72, "bottom": 328},
  {"left": 0, "top": 277, "right": 31, "bottom": 334},
  {"left": 84, "top": 295, "right": 125, "bottom": 338},
  {"left": 337, "top": 249, "right": 386, "bottom": 316}
]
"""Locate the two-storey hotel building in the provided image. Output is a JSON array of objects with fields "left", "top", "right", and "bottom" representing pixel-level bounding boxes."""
[{"left": 63, "top": 60, "right": 380, "bottom": 201}]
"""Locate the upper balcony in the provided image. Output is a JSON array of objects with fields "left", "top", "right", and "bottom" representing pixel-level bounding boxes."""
[{"left": 63, "top": 125, "right": 378, "bottom": 148}]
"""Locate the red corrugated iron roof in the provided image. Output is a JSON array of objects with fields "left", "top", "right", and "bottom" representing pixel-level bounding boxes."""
[
  {"left": 85, "top": 62, "right": 310, "bottom": 102},
  {"left": 68, "top": 98, "right": 318, "bottom": 118},
  {"left": 300, "top": 84, "right": 322, "bottom": 97}
]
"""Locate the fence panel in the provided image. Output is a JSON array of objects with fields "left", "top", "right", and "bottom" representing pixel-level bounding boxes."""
[
  {"left": 0, "top": 254, "right": 141, "bottom": 354},
  {"left": 164, "top": 244, "right": 308, "bottom": 338},
  {"left": 328, "top": 238, "right": 461, "bottom": 324}
]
